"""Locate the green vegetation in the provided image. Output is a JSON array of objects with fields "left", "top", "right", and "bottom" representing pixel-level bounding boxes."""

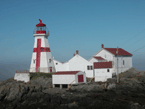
[
  {"left": 86, "top": 77, "right": 94, "bottom": 82},
  {"left": 30, "top": 72, "right": 54, "bottom": 80}
]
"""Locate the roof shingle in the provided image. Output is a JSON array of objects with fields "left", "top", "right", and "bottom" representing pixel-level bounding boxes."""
[
  {"left": 53, "top": 71, "right": 80, "bottom": 75},
  {"left": 94, "top": 56, "right": 105, "bottom": 60},
  {"left": 104, "top": 48, "right": 132, "bottom": 56},
  {"left": 94, "top": 61, "right": 112, "bottom": 69}
]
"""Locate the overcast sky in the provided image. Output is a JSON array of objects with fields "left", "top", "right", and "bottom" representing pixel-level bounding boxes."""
[{"left": 0, "top": 0, "right": 145, "bottom": 81}]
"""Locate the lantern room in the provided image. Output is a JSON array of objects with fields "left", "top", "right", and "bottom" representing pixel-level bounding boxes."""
[{"left": 36, "top": 19, "right": 46, "bottom": 34}]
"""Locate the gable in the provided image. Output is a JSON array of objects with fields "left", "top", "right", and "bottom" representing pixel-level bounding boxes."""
[{"left": 69, "top": 55, "right": 92, "bottom": 65}]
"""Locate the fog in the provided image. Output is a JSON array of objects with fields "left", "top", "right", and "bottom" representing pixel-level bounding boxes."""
[{"left": 0, "top": 57, "right": 144, "bottom": 81}]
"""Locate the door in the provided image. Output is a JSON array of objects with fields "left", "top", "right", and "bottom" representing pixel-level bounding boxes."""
[
  {"left": 50, "top": 67, "right": 52, "bottom": 73},
  {"left": 78, "top": 75, "right": 84, "bottom": 82}
]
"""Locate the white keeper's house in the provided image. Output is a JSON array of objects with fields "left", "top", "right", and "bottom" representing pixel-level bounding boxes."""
[
  {"left": 54, "top": 50, "right": 94, "bottom": 78},
  {"left": 89, "top": 44, "right": 133, "bottom": 75}
]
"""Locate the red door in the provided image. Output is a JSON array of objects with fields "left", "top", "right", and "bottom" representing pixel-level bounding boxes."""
[
  {"left": 50, "top": 67, "right": 52, "bottom": 73},
  {"left": 78, "top": 75, "right": 84, "bottom": 82}
]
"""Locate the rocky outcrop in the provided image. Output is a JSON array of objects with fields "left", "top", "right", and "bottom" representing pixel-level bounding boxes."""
[{"left": 0, "top": 68, "right": 145, "bottom": 109}]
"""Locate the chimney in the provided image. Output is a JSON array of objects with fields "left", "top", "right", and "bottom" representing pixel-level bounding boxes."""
[
  {"left": 76, "top": 50, "right": 79, "bottom": 55},
  {"left": 73, "top": 54, "right": 75, "bottom": 56},
  {"left": 101, "top": 44, "right": 104, "bottom": 48}
]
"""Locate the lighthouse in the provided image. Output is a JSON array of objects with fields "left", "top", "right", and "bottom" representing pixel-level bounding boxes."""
[{"left": 30, "top": 19, "right": 55, "bottom": 73}]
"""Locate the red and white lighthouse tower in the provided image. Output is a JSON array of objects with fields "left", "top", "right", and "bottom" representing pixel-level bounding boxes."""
[{"left": 30, "top": 19, "right": 55, "bottom": 73}]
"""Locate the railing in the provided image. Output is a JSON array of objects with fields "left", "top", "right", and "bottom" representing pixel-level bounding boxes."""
[
  {"left": 33, "top": 27, "right": 50, "bottom": 35},
  {"left": 67, "top": 80, "right": 75, "bottom": 90},
  {"left": 16, "top": 69, "right": 29, "bottom": 73}
]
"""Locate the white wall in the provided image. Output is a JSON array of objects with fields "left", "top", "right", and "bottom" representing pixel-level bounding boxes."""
[
  {"left": 68, "top": 55, "right": 93, "bottom": 78},
  {"left": 52, "top": 71, "right": 86, "bottom": 84},
  {"left": 113, "top": 56, "right": 132, "bottom": 73},
  {"left": 52, "top": 75, "right": 75, "bottom": 84},
  {"left": 89, "top": 58, "right": 98, "bottom": 64},
  {"left": 89, "top": 57, "right": 106, "bottom": 64},
  {"left": 14, "top": 73, "right": 30, "bottom": 83},
  {"left": 95, "top": 49, "right": 114, "bottom": 62},
  {"left": 53, "top": 60, "right": 69, "bottom": 72},
  {"left": 30, "top": 53, "right": 36, "bottom": 72},
  {"left": 94, "top": 68, "right": 113, "bottom": 82}
]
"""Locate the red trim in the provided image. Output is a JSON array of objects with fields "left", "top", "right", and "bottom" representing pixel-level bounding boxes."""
[
  {"left": 36, "top": 31, "right": 46, "bottom": 34},
  {"left": 54, "top": 71, "right": 80, "bottom": 75},
  {"left": 33, "top": 47, "right": 51, "bottom": 52},
  {"left": 36, "top": 19, "right": 46, "bottom": 27},
  {"left": 36, "top": 39, "right": 41, "bottom": 72},
  {"left": 50, "top": 67, "right": 52, "bottom": 73}
]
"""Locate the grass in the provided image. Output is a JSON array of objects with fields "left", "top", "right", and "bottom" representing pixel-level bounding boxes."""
[
  {"left": 30, "top": 72, "right": 54, "bottom": 80},
  {"left": 87, "top": 77, "right": 94, "bottom": 82}
]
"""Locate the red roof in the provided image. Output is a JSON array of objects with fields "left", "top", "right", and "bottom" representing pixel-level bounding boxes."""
[
  {"left": 94, "top": 56, "right": 105, "bottom": 60},
  {"left": 36, "top": 19, "right": 46, "bottom": 27},
  {"left": 53, "top": 71, "right": 80, "bottom": 75},
  {"left": 104, "top": 48, "right": 132, "bottom": 56},
  {"left": 94, "top": 61, "right": 112, "bottom": 69}
]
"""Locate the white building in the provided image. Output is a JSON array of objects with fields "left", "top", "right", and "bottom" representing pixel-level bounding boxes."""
[
  {"left": 89, "top": 44, "right": 132, "bottom": 74},
  {"left": 89, "top": 56, "right": 106, "bottom": 63},
  {"left": 30, "top": 19, "right": 55, "bottom": 73},
  {"left": 54, "top": 51, "right": 94, "bottom": 78},
  {"left": 94, "top": 61, "right": 113, "bottom": 82},
  {"left": 52, "top": 71, "right": 86, "bottom": 88},
  {"left": 14, "top": 72, "right": 30, "bottom": 83}
]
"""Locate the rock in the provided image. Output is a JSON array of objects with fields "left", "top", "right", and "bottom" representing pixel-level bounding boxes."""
[
  {"left": 107, "top": 83, "right": 116, "bottom": 89},
  {"left": 107, "top": 78, "right": 117, "bottom": 83},
  {"left": 70, "top": 84, "right": 104, "bottom": 92},
  {"left": 121, "top": 68, "right": 138, "bottom": 78},
  {"left": 137, "top": 75, "right": 145, "bottom": 83},
  {"left": 29, "top": 77, "right": 52, "bottom": 89},
  {"left": 6, "top": 86, "right": 20, "bottom": 101}
]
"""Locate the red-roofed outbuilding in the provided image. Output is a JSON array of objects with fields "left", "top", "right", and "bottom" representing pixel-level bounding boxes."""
[{"left": 52, "top": 71, "right": 86, "bottom": 89}]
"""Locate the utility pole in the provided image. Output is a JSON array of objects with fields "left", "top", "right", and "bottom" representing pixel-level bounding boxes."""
[{"left": 116, "top": 47, "right": 119, "bottom": 83}]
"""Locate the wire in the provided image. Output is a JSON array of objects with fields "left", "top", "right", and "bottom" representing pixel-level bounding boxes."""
[
  {"left": 132, "top": 45, "right": 145, "bottom": 53},
  {"left": 126, "top": 36, "right": 145, "bottom": 49},
  {"left": 120, "top": 29, "right": 145, "bottom": 47}
]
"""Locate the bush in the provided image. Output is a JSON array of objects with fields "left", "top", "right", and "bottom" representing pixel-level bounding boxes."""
[{"left": 30, "top": 72, "right": 54, "bottom": 80}]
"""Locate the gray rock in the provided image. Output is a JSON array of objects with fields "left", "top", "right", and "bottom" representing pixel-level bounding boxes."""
[
  {"left": 6, "top": 86, "right": 20, "bottom": 101},
  {"left": 70, "top": 84, "right": 104, "bottom": 92},
  {"left": 121, "top": 68, "right": 138, "bottom": 78},
  {"left": 107, "top": 83, "right": 116, "bottom": 89},
  {"left": 29, "top": 77, "right": 52, "bottom": 89}
]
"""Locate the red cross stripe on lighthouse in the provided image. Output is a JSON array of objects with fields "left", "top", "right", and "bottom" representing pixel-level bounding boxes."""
[{"left": 33, "top": 39, "right": 51, "bottom": 72}]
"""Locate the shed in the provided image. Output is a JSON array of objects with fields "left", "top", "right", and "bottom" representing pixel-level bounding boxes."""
[
  {"left": 94, "top": 61, "right": 114, "bottom": 82},
  {"left": 52, "top": 71, "right": 86, "bottom": 89}
]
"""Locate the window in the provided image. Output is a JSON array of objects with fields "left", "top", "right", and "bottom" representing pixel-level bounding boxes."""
[
  {"left": 107, "top": 69, "right": 110, "bottom": 72},
  {"left": 33, "top": 59, "right": 35, "bottom": 64},
  {"left": 87, "top": 66, "right": 90, "bottom": 70},
  {"left": 123, "top": 60, "right": 124, "bottom": 65},
  {"left": 87, "top": 66, "right": 93, "bottom": 70},
  {"left": 56, "top": 63, "right": 58, "bottom": 65},
  {"left": 49, "top": 59, "right": 51, "bottom": 63},
  {"left": 90, "top": 66, "right": 93, "bottom": 70}
]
